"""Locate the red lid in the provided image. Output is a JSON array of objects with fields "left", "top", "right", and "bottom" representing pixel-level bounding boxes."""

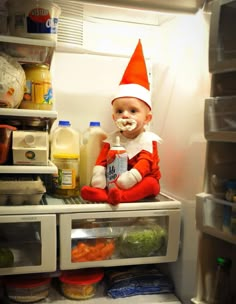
[
  {"left": 5, "top": 277, "right": 51, "bottom": 288},
  {"left": 59, "top": 269, "right": 104, "bottom": 285}
]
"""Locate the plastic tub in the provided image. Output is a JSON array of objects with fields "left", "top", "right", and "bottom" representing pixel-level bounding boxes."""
[
  {"left": 59, "top": 269, "right": 104, "bottom": 300},
  {"left": 5, "top": 276, "right": 51, "bottom": 303},
  {"left": 7, "top": 0, "right": 61, "bottom": 41},
  {"left": 0, "top": 176, "right": 46, "bottom": 205},
  {"left": 0, "top": 124, "right": 17, "bottom": 165}
]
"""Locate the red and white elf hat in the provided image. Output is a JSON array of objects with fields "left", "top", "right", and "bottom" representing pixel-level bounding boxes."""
[{"left": 112, "top": 39, "right": 151, "bottom": 109}]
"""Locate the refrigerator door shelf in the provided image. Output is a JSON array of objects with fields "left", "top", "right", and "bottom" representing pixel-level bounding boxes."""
[
  {"left": 196, "top": 192, "right": 236, "bottom": 244},
  {"left": 204, "top": 96, "right": 236, "bottom": 142}
]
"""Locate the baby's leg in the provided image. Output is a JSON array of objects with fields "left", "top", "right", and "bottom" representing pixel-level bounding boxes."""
[
  {"left": 108, "top": 177, "right": 160, "bottom": 205},
  {"left": 81, "top": 186, "right": 108, "bottom": 202}
]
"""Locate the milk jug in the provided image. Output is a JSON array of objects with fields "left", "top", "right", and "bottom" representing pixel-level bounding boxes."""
[
  {"left": 50, "top": 120, "right": 80, "bottom": 160},
  {"left": 80, "top": 121, "right": 107, "bottom": 188},
  {"left": 50, "top": 120, "right": 80, "bottom": 197},
  {"left": 107, "top": 136, "right": 128, "bottom": 189}
]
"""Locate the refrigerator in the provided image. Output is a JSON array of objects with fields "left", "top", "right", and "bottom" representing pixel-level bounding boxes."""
[{"left": 1, "top": 0, "right": 235, "bottom": 303}]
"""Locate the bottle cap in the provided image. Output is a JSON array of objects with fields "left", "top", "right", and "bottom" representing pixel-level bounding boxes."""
[
  {"left": 89, "top": 122, "right": 100, "bottom": 127},
  {"left": 217, "top": 257, "right": 232, "bottom": 268},
  {"left": 59, "top": 121, "right": 71, "bottom": 126}
]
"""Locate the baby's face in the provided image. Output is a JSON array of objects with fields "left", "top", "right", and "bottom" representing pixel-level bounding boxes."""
[{"left": 112, "top": 97, "right": 152, "bottom": 139}]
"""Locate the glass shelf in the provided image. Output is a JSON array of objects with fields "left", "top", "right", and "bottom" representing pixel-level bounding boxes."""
[
  {"left": 0, "top": 160, "right": 57, "bottom": 174},
  {"left": 0, "top": 35, "right": 56, "bottom": 65},
  {"left": 0, "top": 108, "right": 57, "bottom": 119}
]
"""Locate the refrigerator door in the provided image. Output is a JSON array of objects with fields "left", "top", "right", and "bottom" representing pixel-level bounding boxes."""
[
  {"left": 0, "top": 214, "right": 57, "bottom": 275},
  {"left": 59, "top": 207, "right": 181, "bottom": 270}
]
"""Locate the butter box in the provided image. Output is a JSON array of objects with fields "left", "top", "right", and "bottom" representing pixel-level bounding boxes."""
[{"left": 12, "top": 131, "right": 49, "bottom": 165}]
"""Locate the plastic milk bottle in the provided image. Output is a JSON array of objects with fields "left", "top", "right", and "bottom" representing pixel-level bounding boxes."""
[{"left": 79, "top": 121, "right": 107, "bottom": 188}]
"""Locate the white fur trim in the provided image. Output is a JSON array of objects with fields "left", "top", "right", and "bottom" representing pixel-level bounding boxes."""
[{"left": 112, "top": 84, "right": 151, "bottom": 109}]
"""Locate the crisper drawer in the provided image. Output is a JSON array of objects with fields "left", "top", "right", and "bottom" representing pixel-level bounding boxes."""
[
  {"left": 0, "top": 214, "right": 57, "bottom": 275},
  {"left": 196, "top": 193, "right": 236, "bottom": 245},
  {"left": 59, "top": 208, "right": 181, "bottom": 270}
]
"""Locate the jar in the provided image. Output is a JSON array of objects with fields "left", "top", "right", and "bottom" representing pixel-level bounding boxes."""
[
  {"left": 52, "top": 153, "right": 80, "bottom": 198},
  {"left": 20, "top": 64, "right": 53, "bottom": 110},
  {"left": 5, "top": 277, "right": 51, "bottom": 303},
  {"left": 59, "top": 269, "right": 104, "bottom": 300}
]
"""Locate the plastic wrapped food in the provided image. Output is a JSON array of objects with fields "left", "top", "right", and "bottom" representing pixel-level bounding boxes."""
[
  {"left": 106, "top": 265, "right": 174, "bottom": 299},
  {"left": 0, "top": 248, "right": 14, "bottom": 268},
  {"left": 0, "top": 52, "right": 26, "bottom": 108},
  {"left": 118, "top": 224, "right": 167, "bottom": 258}
]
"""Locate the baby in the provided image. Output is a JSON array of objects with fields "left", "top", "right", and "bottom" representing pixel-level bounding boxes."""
[{"left": 81, "top": 40, "right": 161, "bottom": 205}]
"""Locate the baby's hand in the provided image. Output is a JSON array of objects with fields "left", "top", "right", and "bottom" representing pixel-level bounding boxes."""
[
  {"left": 91, "top": 165, "right": 106, "bottom": 189},
  {"left": 117, "top": 169, "right": 142, "bottom": 189}
]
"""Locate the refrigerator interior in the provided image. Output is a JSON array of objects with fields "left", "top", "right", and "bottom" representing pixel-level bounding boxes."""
[
  {"left": 0, "top": 2, "right": 212, "bottom": 304},
  {"left": 49, "top": 3, "right": 211, "bottom": 303}
]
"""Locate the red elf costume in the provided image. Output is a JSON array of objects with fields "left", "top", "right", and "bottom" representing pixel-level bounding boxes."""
[{"left": 81, "top": 39, "right": 162, "bottom": 205}]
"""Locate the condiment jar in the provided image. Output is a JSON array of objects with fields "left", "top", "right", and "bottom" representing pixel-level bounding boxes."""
[
  {"left": 52, "top": 153, "right": 80, "bottom": 198},
  {"left": 20, "top": 63, "right": 53, "bottom": 110}
]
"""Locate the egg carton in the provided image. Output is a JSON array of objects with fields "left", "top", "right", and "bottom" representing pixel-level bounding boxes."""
[{"left": 0, "top": 176, "right": 46, "bottom": 206}]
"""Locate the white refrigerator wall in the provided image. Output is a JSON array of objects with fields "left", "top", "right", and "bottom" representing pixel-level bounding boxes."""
[
  {"left": 51, "top": 10, "right": 211, "bottom": 304},
  {"left": 152, "top": 12, "right": 211, "bottom": 303}
]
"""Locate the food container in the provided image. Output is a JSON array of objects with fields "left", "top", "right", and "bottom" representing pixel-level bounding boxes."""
[
  {"left": 7, "top": 0, "right": 61, "bottom": 41},
  {"left": 12, "top": 130, "right": 49, "bottom": 166},
  {"left": 0, "top": 52, "right": 26, "bottom": 108},
  {"left": 52, "top": 154, "right": 80, "bottom": 198},
  {"left": 0, "top": 176, "right": 46, "bottom": 205},
  {"left": 59, "top": 269, "right": 104, "bottom": 300},
  {"left": 0, "top": 124, "right": 17, "bottom": 164},
  {"left": 4, "top": 276, "right": 51, "bottom": 303},
  {"left": 20, "top": 64, "right": 54, "bottom": 111}
]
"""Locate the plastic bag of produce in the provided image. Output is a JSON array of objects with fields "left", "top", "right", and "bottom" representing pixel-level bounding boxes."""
[
  {"left": 0, "top": 52, "right": 26, "bottom": 108},
  {"left": 117, "top": 224, "right": 167, "bottom": 258},
  {"left": 105, "top": 265, "right": 174, "bottom": 298}
]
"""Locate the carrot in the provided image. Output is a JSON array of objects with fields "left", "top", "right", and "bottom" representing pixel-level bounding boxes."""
[{"left": 71, "top": 239, "right": 116, "bottom": 262}]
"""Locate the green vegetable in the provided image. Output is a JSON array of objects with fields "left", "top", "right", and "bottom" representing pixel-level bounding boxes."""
[
  {"left": 118, "top": 225, "right": 167, "bottom": 258},
  {"left": 0, "top": 248, "right": 14, "bottom": 268}
]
